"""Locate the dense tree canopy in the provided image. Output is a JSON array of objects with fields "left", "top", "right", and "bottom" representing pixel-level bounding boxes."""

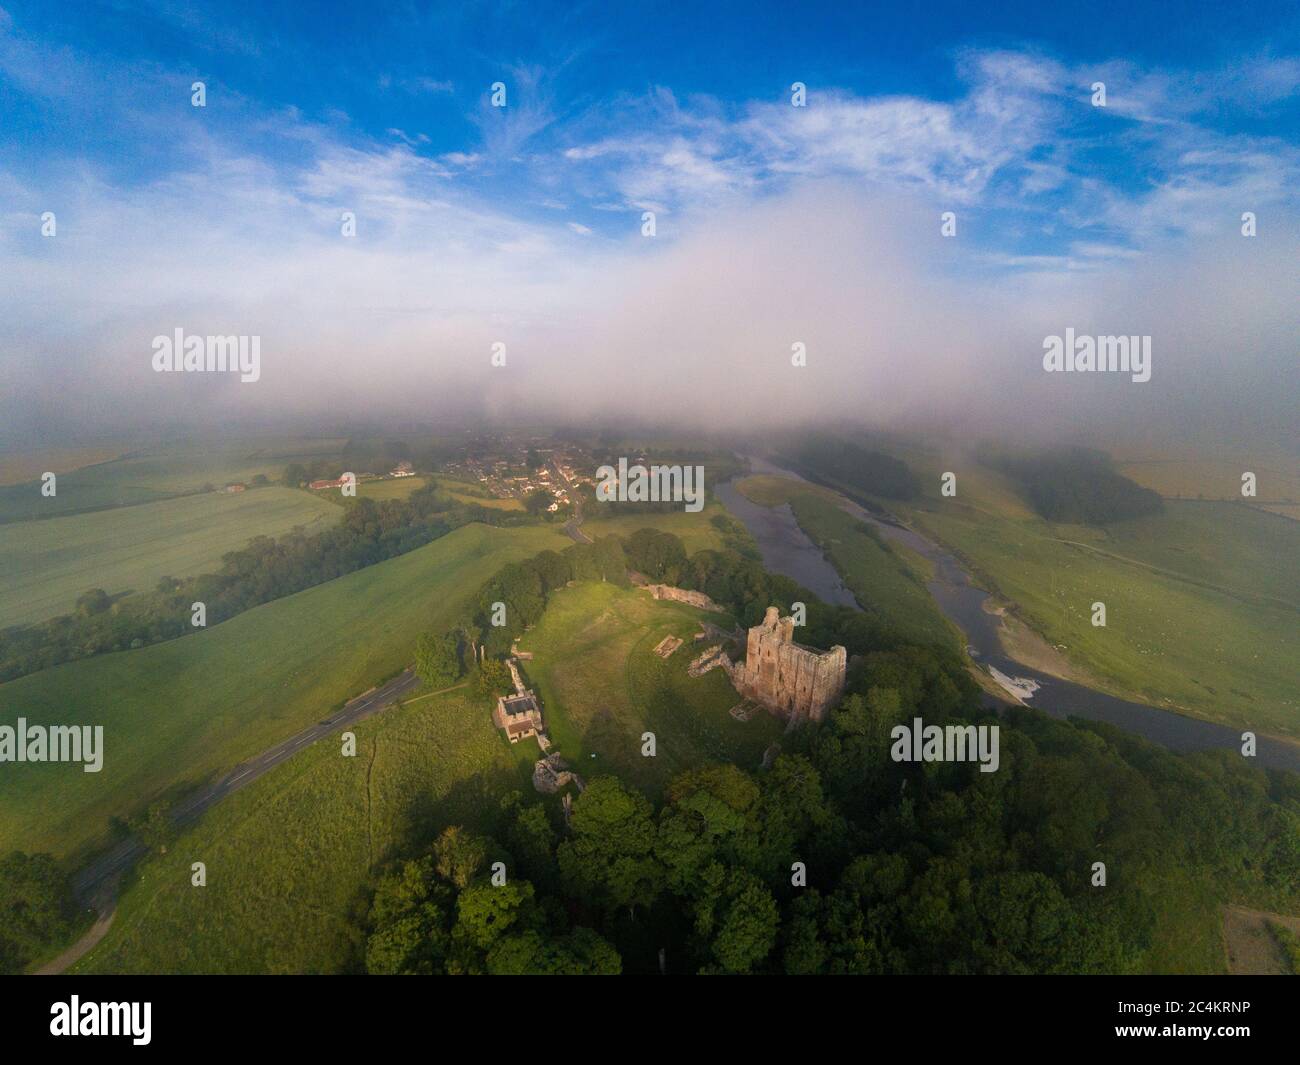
[
  {"left": 414, "top": 631, "right": 463, "bottom": 689},
  {"left": 792, "top": 436, "right": 922, "bottom": 500},
  {"left": 0, "top": 851, "right": 75, "bottom": 974},
  {"left": 358, "top": 696, "right": 1299, "bottom": 975}
]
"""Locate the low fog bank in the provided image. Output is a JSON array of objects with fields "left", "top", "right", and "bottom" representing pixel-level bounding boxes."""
[{"left": 3, "top": 185, "right": 1296, "bottom": 456}]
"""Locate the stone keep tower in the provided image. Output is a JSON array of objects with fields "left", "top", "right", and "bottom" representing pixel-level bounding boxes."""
[{"left": 734, "top": 607, "right": 846, "bottom": 724}]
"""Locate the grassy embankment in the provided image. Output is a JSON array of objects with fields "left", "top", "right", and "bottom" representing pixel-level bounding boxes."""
[{"left": 76, "top": 685, "right": 524, "bottom": 974}]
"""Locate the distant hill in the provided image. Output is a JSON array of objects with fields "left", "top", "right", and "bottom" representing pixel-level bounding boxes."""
[
  {"left": 791, "top": 437, "right": 922, "bottom": 500},
  {"left": 983, "top": 446, "right": 1163, "bottom": 525}
]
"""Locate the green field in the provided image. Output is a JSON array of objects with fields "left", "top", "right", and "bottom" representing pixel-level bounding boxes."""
[
  {"left": 911, "top": 501, "right": 1299, "bottom": 736},
  {"left": 0, "top": 487, "right": 339, "bottom": 628},
  {"left": 520, "top": 582, "right": 783, "bottom": 796},
  {"left": 875, "top": 453, "right": 1300, "bottom": 739},
  {"left": 1115, "top": 452, "right": 1300, "bottom": 507},
  {"left": 0, "top": 522, "right": 563, "bottom": 861},
  {"left": 76, "top": 687, "right": 527, "bottom": 974},
  {"left": 733, "top": 473, "right": 844, "bottom": 509},
  {"left": 0, "top": 437, "right": 345, "bottom": 522},
  {"left": 1098, "top": 503, "right": 1300, "bottom": 609},
  {"left": 0, "top": 446, "right": 124, "bottom": 486}
]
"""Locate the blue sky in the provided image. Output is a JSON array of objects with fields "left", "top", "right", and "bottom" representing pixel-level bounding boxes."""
[
  {"left": 1, "top": 0, "right": 1297, "bottom": 443},
  {"left": 6, "top": 0, "right": 1299, "bottom": 247}
]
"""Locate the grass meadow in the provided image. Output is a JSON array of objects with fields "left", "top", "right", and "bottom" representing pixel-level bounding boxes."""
[
  {"left": 582, "top": 499, "right": 731, "bottom": 555},
  {"left": 75, "top": 687, "right": 528, "bottom": 974},
  {"left": 873, "top": 452, "right": 1300, "bottom": 739},
  {"left": 433, "top": 476, "right": 527, "bottom": 511},
  {"left": 0, "top": 437, "right": 346, "bottom": 522},
  {"left": 355, "top": 475, "right": 430, "bottom": 501},
  {"left": 0, "top": 487, "right": 338, "bottom": 628},
  {"left": 0, "top": 446, "right": 124, "bottom": 486},
  {"left": 1115, "top": 452, "right": 1300, "bottom": 509},
  {"left": 520, "top": 582, "right": 783, "bottom": 797},
  {"left": 909, "top": 499, "right": 1300, "bottom": 738},
  {"left": 0, "top": 522, "right": 563, "bottom": 861}
]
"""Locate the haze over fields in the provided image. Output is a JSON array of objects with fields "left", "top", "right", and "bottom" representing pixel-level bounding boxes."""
[{"left": 1, "top": 3, "right": 1297, "bottom": 452}]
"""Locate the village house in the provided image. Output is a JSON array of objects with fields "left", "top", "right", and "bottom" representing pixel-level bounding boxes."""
[{"left": 495, "top": 691, "right": 543, "bottom": 743}]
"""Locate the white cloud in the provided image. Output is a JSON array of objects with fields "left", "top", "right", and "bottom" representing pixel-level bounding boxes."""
[{"left": 0, "top": 34, "right": 1296, "bottom": 450}]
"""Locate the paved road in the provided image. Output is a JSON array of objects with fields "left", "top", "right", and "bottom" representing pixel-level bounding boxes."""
[
  {"left": 66, "top": 667, "right": 421, "bottom": 907},
  {"left": 551, "top": 458, "right": 593, "bottom": 544},
  {"left": 563, "top": 498, "right": 593, "bottom": 544}
]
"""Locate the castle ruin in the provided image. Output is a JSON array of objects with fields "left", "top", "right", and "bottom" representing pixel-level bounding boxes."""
[{"left": 733, "top": 607, "right": 846, "bottom": 724}]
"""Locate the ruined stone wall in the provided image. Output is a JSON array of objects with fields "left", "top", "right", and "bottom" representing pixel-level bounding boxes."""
[
  {"left": 644, "top": 584, "right": 727, "bottom": 613},
  {"left": 687, "top": 645, "right": 734, "bottom": 678},
  {"left": 733, "top": 607, "right": 846, "bottom": 724}
]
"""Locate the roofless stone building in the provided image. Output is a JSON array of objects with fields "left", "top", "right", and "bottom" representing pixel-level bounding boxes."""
[{"left": 733, "top": 607, "right": 846, "bottom": 724}]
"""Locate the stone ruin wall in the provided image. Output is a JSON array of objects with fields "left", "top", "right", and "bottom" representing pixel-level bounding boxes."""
[
  {"left": 643, "top": 584, "right": 727, "bottom": 613},
  {"left": 733, "top": 607, "right": 846, "bottom": 724}
]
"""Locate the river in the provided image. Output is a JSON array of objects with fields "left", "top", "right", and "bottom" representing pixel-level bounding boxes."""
[{"left": 714, "top": 457, "right": 1300, "bottom": 773}]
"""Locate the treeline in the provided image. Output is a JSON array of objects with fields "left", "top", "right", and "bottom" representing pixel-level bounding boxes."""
[
  {"left": 360, "top": 642, "right": 1300, "bottom": 974},
  {"left": 282, "top": 437, "right": 414, "bottom": 485},
  {"left": 790, "top": 437, "right": 922, "bottom": 500},
  {"left": 983, "top": 446, "right": 1163, "bottom": 524},
  {"left": 0, "top": 483, "right": 533, "bottom": 682}
]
